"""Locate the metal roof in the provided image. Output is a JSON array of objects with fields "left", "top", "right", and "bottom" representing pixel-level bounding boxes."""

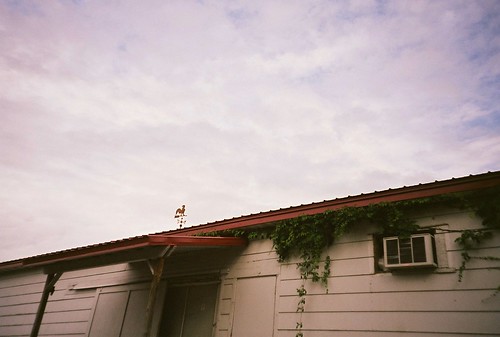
[
  {"left": 0, "top": 236, "right": 247, "bottom": 273},
  {"left": 1, "top": 170, "right": 499, "bottom": 273},
  {"left": 169, "top": 170, "right": 500, "bottom": 235}
]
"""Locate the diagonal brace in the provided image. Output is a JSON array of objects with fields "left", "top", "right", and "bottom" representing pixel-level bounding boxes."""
[{"left": 30, "top": 272, "right": 63, "bottom": 337}]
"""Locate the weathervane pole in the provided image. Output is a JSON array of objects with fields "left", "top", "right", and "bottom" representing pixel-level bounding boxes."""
[{"left": 174, "top": 204, "right": 186, "bottom": 228}]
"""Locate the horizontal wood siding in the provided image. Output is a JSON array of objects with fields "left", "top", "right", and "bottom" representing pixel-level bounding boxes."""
[
  {"left": 216, "top": 209, "right": 500, "bottom": 337},
  {"left": 0, "top": 262, "right": 158, "bottom": 336},
  {"left": 0, "top": 246, "right": 246, "bottom": 337},
  {"left": 1, "top": 208, "right": 498, "bottom": 337},
  {"left": 0, "top": 269, "right": 46, "bottom": 337},
  {"left": 278, "top": 312, "right": 500, "bottom": 334}
]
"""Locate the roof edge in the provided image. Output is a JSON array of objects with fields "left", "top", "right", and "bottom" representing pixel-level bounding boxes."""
[
  {"left": 172, "top": 171, "right": 500, "bottom": 235},
  {"left": 1, "top": 171, "right": 499, "bottom": 273},
  {"left": 0, "top": 235, "right": 247, "bottom": 273}
]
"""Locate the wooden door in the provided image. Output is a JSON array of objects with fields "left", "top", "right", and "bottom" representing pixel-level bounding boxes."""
[
  {"left": 88, "top": 284, "right": 157, "bottom": 337},
  {"left": 88, "top": 291, "right": 130, "bottom": 337},
  {"left": 231, "top": 276, "right": 277, "bottom": 337}
]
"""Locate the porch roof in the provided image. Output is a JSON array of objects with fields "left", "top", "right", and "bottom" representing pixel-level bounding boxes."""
[{"left": 0, "top": 235, "right": 246, "bottom": 274}]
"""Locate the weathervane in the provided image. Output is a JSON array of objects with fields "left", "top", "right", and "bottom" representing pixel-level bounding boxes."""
[{"left": 174, "top": 204, "right": 186, "bottom": 228}]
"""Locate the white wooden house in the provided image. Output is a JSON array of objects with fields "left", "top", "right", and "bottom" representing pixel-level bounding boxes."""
[{"left": 1, "top": 171, "right": 499, "bottom": 337}]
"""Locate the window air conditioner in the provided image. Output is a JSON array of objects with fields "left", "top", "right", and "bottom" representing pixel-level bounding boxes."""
[{"left": 383, "top": 233, "right": 437, "bottom": 269}]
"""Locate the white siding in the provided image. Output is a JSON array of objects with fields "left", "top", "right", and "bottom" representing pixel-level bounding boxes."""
[
  {"left": 216, "top": 209, "right": 500, "bottom": 337},
  {"left": 0, "top": 263, "right": 157, "bottom": 337},
  {"left": 0, "top": 269, "right": 50, "bottom": 337},
  {"left": 0, "top": 247, "right": 243, "bottom": 337},
  {"left": 1, "top": 208, "right": 499, "bottom": 337}
]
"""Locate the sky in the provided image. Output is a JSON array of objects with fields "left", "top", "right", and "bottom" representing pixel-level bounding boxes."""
[{"left": 1, "top": 0, "right": 499, "bottom": 262}]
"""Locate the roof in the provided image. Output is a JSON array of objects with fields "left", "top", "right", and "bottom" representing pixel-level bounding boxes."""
[
  {"left": 172, "top": 170, "right": 500, "bottom": 235},
  {"left": 0, "top": 235, "right": 247, "bottom": 273},
  {"left": 1, "top": 170, "right": 499, "bottom": 273}
]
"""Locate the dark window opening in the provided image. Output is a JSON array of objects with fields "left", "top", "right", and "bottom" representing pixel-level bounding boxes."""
[{"left": 158, "top": 282, "right": 219, "bottom": 337}]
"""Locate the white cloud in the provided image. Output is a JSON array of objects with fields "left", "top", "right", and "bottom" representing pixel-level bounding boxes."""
[{"left": 0, "top": 0, "right": 499, "bottom": 261}]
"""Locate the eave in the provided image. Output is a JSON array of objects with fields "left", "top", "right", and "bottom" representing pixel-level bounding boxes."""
[
  {"left": 0, "top": 236, "right": 247, "bottom": 274},
  {"left": 172, "top": 171, "right": 500, "bottom": 235}
]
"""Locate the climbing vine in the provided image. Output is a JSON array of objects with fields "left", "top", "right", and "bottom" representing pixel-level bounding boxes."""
[
  {"left": 199, "top": 186, "right": 500, "bottom": 336},
  {"left": 267, "top": 199, "right": 434, "bottom": 337},
  {"left": 452, "top": 187, "right": 500, "bottom": 283}
]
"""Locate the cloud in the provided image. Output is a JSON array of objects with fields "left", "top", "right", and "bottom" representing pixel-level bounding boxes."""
[{"left": 0, "top": 0, "right": 499, "bottom": 261}]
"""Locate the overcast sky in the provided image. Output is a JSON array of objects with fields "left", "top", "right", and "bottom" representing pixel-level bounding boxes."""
[{"left": 1, "top": 0, "right": 499, "bottom": 262}]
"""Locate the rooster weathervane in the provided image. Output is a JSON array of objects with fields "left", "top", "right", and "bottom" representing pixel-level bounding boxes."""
[{"left": 174, "top": 204, "right": 186, "bottom": 228}]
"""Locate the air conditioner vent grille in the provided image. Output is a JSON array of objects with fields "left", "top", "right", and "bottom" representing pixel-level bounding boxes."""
[{"left": 383, "top": 233, "right": 437, "bottom": 269}]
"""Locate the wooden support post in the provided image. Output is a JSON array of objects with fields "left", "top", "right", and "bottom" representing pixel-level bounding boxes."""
[
  {"left": 30, "top": 272, "right": 62, "bottom": 337},
  {"left": 144, "top": 257, "right": 165, "bottom": 337}
]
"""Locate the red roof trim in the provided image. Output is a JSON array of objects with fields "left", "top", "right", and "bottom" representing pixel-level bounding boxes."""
[
  {"left": 150, "top": 235, "right": 248, "bottom": 247},
  {"left": 1, "top": 171, "right": 499, "bottom": 273},
  {"left": 172, "top": 171, "right": 500, "bottom": 235},
  {"left": 2, "top": 236, "right": 247, "bottom": 272}
]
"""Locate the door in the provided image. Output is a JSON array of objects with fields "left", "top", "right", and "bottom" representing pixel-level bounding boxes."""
[
  {"left": 159, "top": 283, "right": 219, "bottom": 337},
  {"left": 88, "top": 283, "right": 160, "bottom": 337},
  {"left": 231, "top": 276, "right": 277, "bottom": 337},
  {"left": 88, "top": 291, "right": 130, "bottom": 337}
]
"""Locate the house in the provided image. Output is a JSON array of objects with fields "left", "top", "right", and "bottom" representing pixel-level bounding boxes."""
[{"left": 0, "top": 171, "right": 499, "bottom": 337}]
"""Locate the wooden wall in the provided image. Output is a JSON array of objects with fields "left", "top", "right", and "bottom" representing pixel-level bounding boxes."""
[
  {"left": 0, "top": 247, "right": 241, "bottom": 337},
  {"left": 216, "top": 209, "right": 500, "bottom": 337},
  {"left": 0, "top": 263, "right": 155, "bottom": 336},
  {"left": 0, "top": 208, "right": 499, "bottom": 337}
]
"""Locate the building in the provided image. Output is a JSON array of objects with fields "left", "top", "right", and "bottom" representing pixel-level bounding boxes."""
[{"left": 0, "top": 171, "right": 499, "bottom": 337}]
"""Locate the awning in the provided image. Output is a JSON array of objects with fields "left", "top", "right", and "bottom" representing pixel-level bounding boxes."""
[
  {"left": 16, "top": 235, "right": 247, "bottom": 337},
  {"left": 1, "top": 235, "right": 247, "bottom": 274}
]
